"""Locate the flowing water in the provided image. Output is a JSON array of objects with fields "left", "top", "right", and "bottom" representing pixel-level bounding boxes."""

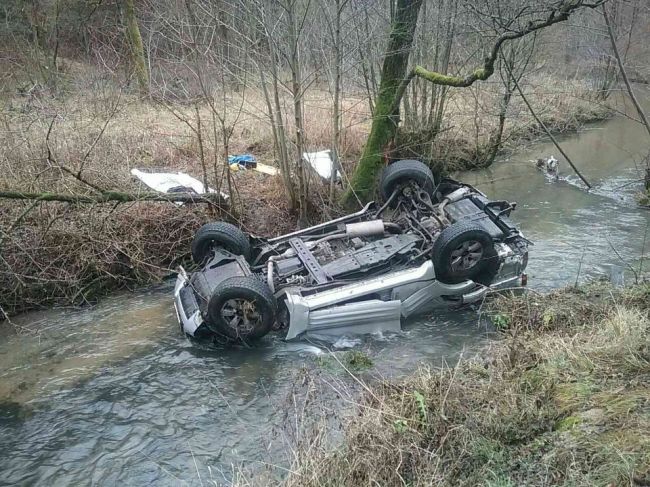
[{"left": 1, "top": 88, "right": 650, "bottom": 485}]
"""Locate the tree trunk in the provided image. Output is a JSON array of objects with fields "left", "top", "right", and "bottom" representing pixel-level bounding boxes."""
[
  {"left": 330, "top": 0, "right": 343, "bottom": 202},
  {"left": 123, "top": 0, "right": 149, "bottom": 94},
  {"left": 27, "top": 0, "right": 48, "bottom": 51},
  {"left": 194, "top": 105, "right": 209, "bottom": 195},
  {"left": 259, "top": 65, "right": 296, "bottom": 207},
  {"left": 484, "top": 89, "right": 512, "bottom": 167},
  {"left": 485, "top": 48, "right": 519, "bottom": 167},
  {"left": 342, "top": 0, "right": 423, "bottom": 206},
  {"left": 287, "top": 0, "right": 308, "bottom": 220}
]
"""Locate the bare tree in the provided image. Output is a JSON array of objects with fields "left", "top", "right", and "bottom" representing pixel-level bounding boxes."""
[
  {"left": 342, "top": 0, "right": 609, "bottom": 206},
  {"left": 317, "top": 0, "right": 351, "bottom": 202},
  {"left": 123, "top": 0, "right": 149, "bottom": 94},
  {"left": 482, "top": 36, "right": 537, "bottom": 167},
  {"left": 286, "top": 0, "right": 309, "bottom": 220},
  {"left": 603, "top": 2, "right": 650, "bottom": 190},
  {"left": 247, "top": 0, "right": 317, "bottom": 221},
  {"left": 252, "top": 0, "right": 298, "bottom": 209}
]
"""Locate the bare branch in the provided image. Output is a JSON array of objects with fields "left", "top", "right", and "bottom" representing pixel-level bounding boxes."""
[
  {"left": 391, "top": 0, "right": 610, "bottom": 114},
  {"left": 0, "top": 190, "right": 228, "bottom": 207}
]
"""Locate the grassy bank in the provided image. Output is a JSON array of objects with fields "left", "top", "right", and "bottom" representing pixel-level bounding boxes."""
[
  {"left": 0, "top": 65, "right": 612, "bottom": 317},
  {"left": 281, "top": 283, "right": 650, "bottom": 486}
]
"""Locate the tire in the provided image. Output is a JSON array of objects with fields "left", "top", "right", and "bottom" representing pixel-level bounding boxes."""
[
  {"left": 207, "top": 275, "right": 276, "bottom": 341},
  {"left": 191, "top": 222, "right": 251, "bottom": 264},
  {"left": 432, "top": 222, "right": 500, "bottom": 285},
  {"left": 380, "top": 159, "right": 436, "bottom": 203}
]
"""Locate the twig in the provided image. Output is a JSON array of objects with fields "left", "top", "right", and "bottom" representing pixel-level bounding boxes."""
[
  {"left": 77, "top": 91, "right": 123, "bottom": 179},
  {"left": 638, "top": 222, "right": 648, "bottom": 281},
  {"left": 45, "top": 115, "right": 104, "bottom": 193},
  {"left": 575, "top": 247, "right": 587, "bottom": 288},
  {"left": 0, "top": 199, "right": 42, "bottom": 248}
]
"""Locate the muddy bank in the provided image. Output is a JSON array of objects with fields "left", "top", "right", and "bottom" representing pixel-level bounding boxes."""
[
  {"left": 0, "top": 202, "right": 209, "bottom": 318},
  {"left": 280, "top": 282, "right": 650, "bottom": 486}
]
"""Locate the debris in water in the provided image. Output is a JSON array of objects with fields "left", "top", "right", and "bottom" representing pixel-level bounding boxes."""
[
  {"left": 333, "top": 336, "right": 362, "bottom": 349},
  {"left": 532, "top": 155, "right": 559, "bottom": 180}
]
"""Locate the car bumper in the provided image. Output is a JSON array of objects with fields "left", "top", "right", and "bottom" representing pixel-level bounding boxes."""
[{"left": 174, "top": 267, "right": 204, "bottom": 336}]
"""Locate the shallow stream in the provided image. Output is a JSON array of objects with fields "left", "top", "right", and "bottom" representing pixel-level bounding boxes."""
[{"left": 1, "top": 88, "right": 649, "bottom": 485}]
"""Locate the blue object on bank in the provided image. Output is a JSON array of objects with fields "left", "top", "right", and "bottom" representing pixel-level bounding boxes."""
[{"left": 228, "top": 154, "right": 257, "bottom": 169}]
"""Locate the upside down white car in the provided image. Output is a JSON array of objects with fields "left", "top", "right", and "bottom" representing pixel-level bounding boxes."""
[{"left": 174, "top": 160, "right": 529, "bottom": 342}]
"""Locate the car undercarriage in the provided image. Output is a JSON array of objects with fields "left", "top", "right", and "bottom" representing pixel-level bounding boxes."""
[{"left": 174, "top": 160, "right": 529, "bottom": 342}]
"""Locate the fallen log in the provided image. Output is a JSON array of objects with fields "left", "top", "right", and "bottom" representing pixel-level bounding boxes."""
[{"left": 0, "top": 190, "right": 229, "bottom": 206}]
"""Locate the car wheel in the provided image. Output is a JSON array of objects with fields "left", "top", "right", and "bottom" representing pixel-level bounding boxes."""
[
  {"left": 432, "top": 222, "right": 500, "bottom": 285},
  {"left": 380, "top": 159, "right": 436, "bottom": 203},
  {"left": 207, "top": 275, "right": 276, "bottom": 341},
  {"left": 191, "top": 222, "right": 251, "bottom": 264}
]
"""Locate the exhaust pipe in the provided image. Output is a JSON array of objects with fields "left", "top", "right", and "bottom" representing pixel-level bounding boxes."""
[{"left": 344, "top": 220, "right": 385, "bottom": 237}]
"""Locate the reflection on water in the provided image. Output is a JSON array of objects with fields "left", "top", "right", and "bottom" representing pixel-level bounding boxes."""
[{"left": 1, "top": 87, "right": 650, "bottom": 485}]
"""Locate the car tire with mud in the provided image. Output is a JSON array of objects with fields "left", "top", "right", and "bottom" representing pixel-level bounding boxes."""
[
  {"left": 206, "top": 275, "right": 276, "bottom": 341},
  {"left": 191, "top": 222, "right": 251, "bottom": 264},
  {"left": 380, "top": 159, "right": 436, "bottom": 203},
  {"left": 432, "top": 222, "right": 500, "bottom": 285}
]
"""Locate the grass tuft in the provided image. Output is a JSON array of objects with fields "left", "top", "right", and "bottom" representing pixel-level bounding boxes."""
[{"left": 280, "top": 283, "right": 650, "bottom": 486}]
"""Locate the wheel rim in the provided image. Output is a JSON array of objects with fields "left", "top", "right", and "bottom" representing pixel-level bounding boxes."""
[
  {"left": 220, "top": 298, "right": 262, "bottom": 335},
  {"left": 450, "top": 240, "right": 484, "bottom": 272},
  {"left": 397, "top": 180, "right": 421, "bottom": 195}
]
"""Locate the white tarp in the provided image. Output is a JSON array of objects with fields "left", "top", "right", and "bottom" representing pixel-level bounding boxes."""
[
  {"left": 130, "top": 168, "right": 229, "bottom": 200},
  {"left": 302, "top": 150, "right": 341, "bottom": 182}
]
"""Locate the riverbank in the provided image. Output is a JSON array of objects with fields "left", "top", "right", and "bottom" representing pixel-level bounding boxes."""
[
  {"left": 281, "top": 282, "right": 650, "bottom": 486},
  {"left": 0, "top": 74, "right": 612, "bottom": 318}
]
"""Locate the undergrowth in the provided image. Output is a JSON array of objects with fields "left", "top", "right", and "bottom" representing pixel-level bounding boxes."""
[
  {"left": 279, "top": 282, "right": 650, "bottom": 486},
  {"left": 0, "top": 202, "right": 211, "bottom": 317}
]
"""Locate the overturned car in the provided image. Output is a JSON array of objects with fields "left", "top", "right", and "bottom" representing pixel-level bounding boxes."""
[{"left": 174, "top": 160, "right": 529, "bottom": 342}]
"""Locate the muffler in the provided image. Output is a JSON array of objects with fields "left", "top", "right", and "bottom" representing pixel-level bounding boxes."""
[{"left": 344, "top": 220, "right": 385, "bottom": 237}]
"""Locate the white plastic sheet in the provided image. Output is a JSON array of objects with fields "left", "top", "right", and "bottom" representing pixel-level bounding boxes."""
[
  {"left": 130, "top": 169, "right": 229, "bottom": 200},
  {"left": 302, "top": 150, "right": 341, "bottom": 182}
]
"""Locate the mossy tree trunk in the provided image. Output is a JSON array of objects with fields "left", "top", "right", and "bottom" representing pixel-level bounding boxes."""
[
  {"left": 123, "top": 0, "right": 149, "bottom": 95},
  {"left": 342, "top": 0, "right": 607, "bottom": 207},
  {"left": 341, "top": 0, "right": 423, "bottom": 206}
]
